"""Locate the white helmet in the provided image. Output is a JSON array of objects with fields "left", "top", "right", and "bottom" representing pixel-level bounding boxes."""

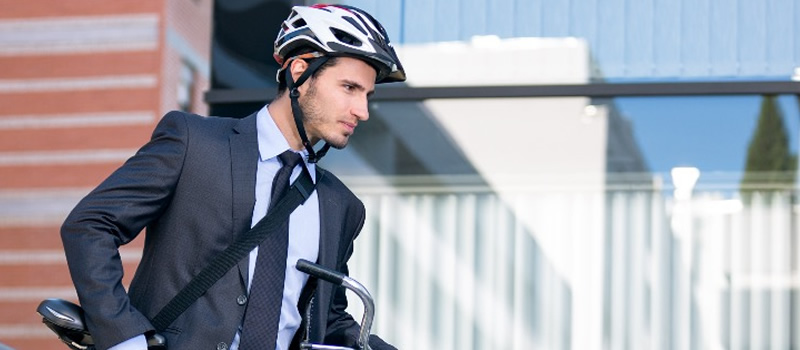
[{"left": 274, "top": 4, "right": 406, "bottom": 84}]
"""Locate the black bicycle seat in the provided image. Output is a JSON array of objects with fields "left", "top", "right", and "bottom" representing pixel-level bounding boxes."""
[{"left": 37, "top": 298, "right": 95, "bottom": 349}]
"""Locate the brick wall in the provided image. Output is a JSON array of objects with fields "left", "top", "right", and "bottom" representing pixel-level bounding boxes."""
[{"left": 0, "top": 1, "right": 211, "bottom": 348}]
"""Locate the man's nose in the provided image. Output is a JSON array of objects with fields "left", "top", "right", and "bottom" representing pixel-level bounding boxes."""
[{"left": 352, "top": 99, "right": 369, "bottom": 121}]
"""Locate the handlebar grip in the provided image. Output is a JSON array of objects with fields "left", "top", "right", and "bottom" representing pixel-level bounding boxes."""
[{"left": 296, "top": 259, "right": 345, "bottom": 286}]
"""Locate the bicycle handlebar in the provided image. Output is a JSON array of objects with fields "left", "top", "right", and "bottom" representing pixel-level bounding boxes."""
[
  {"left": 296, "top": 259, "right": 374, "bottom": 350},
  {"left": 296, "top": 259, "right": 345, "bottom": 285}
]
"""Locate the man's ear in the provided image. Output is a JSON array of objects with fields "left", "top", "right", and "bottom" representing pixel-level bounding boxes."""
[{"left": 289, "top": 59, "right": 309, "bottom": 87}]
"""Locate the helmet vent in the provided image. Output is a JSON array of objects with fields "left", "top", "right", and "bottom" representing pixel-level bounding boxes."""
[
  {"left": 343, "top": 17, "right": 368, "bottom": 36},
  {"left": 330, "top": 28, "right": 362, "bottom": 47},
  {"left": 292, "top": 18, "right": 307, "bottom": 28}
]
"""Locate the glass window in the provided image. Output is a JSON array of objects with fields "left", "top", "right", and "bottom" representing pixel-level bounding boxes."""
[{"left": 322, "top": 93, "right": 800, "bottom": 350}]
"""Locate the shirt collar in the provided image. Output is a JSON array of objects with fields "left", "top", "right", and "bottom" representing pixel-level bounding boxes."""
[{"left": 256, "top": 105, "right": 309, "bottom": 162}]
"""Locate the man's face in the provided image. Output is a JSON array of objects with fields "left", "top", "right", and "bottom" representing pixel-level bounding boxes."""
[{"left": 297, "top": 57, "right": 377, "bottom": 149}]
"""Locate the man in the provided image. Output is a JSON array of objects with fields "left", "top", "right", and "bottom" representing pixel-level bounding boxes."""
[{"left": 61, "top": 4, "right": 404, "bottom": 350}]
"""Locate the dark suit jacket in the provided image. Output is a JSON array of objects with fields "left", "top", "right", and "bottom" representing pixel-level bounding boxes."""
[{"left": 61, "top": 111, "right": 394, "bottom": 350}]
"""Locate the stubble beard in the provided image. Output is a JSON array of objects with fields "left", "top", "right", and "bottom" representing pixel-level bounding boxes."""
[{"left": 299, "top": 83, "right": 349, "bottom": 149}]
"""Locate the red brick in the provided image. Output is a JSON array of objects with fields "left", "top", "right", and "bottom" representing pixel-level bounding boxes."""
[
  {"left": 0, "top": 227, "right": 146, "bottom": 250},
  {"left": 0, "top": 125, "right": 155, "bottom": 152},
  {"left": 0, "top": 226, "right": 62, "bottom": 250},
  {"left": 0, "top": 264, "right": 74, "bottom": 287},
  {"left": 1, "top": 163, "right": 124, "bottom": 188},
  {"left": 0, "top": 262, "right": 140, "bottom": 287},
  {"left": 0, "top": 0, "right": 163, "bottom": 19},
  {"left": 0, "top": 300, "right": 65, "bottom": 325},
  {"left": 0, "top": 89, "right": 160, "bottom": 116},
  {"left": 0, "top": 52, "right": 159, "bottom": 79},
  {"left": 2, "top": 336, "right": 64, "bottom": 350}
]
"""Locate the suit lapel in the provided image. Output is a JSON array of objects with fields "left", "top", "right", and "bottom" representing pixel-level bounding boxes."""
[{"left": 229, "top": 112, "right": 259, "bottom": 283}]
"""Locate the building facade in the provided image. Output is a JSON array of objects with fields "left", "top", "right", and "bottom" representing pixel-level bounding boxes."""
[
  {"left": 2, "top": 0, "right": 800, "bottom": 349},
  {"left": 0, "top": 1, "right": 211, "bottom": 348}
]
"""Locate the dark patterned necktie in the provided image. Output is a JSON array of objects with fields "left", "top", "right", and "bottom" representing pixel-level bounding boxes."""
[{"left": 239, "top": 150, "right": 303, "bottom": 349}]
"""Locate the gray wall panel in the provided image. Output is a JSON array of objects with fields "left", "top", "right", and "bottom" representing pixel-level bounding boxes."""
[
  {"left": 434, "top": 0, "right": 462, "bottom": 41},
  {"left": 738, "top": 0, "right": 768, "bottom": 75},
  {"left": 569, "top": 0, "right": 597, "bottom": 47},
  {"left": 625, "top": 0, "right": 655, "bottom": 77},
  {"left": 682, "top": 0, "right": 710, "bottom": 77},
  {"left": 403, "top": 0, "right": 436, "bottom": 42},
  {"left": 338, "top": 0, "right": 800, "bottom": 80},
  {"left": 652, "top": 0, "right": 682, "bottom": 77},
  {"left": 766, "top": 0, "right": 795, "bottom": 76},
  {"left": 710, "top": 0, "right": 739, "bottom": 76},
  {"left": 514, "top": 0, "right": 542, "bottom": 37},
  {"left": 487, "top": 0, "right": 515, "bottom": 38},
  {"left": 540, "top": 0, "right": 570, "bottom": 37},
  {"left": 796, "top": 0, "right": 800, "bottom": 72},
  {"left": 595, "top": 0, "right": 626, "bottom": 77},
  {"left": 458, "top": 0, "right": 488, "bottom": 39}
]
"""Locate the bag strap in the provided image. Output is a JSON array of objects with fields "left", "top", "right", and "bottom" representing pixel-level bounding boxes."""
[{"left": 150, "top": 166, "right": 316, "bottom": 331}]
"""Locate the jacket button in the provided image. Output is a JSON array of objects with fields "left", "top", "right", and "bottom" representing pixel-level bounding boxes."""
[
  {"left": 236, "top": 294, "right": 248, "bottom": 305},
  {"left": 216, "top": 342, "right": 228, "bottom": 350}
]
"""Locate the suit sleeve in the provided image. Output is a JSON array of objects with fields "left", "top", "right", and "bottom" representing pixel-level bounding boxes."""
[
  {"left": 323, "top": 202, "right": 397, "bottom": 350},
  {"left": 61, "top": 111, "right": 189, "bottom": 350}
]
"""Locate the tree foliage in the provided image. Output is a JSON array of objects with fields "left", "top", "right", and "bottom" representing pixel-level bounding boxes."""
[{"left": 740, "top": 95, "right": 797, "bottom": 193}]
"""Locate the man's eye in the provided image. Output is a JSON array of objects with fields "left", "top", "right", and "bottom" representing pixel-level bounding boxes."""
[{"left": 343, "top": 84, "right": 354, "bottom": 91}]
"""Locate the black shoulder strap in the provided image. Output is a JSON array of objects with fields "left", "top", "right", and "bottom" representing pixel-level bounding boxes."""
[{"left": 150, "top": 167, "right": 316, "bottom": 331}]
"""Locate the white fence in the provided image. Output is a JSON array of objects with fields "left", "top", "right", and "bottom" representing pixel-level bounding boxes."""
[{"left": 343, "top": 176, "right": 800, "bottom": 350}]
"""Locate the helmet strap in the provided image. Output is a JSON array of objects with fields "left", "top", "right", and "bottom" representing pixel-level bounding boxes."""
[{"left": 285, "top": 56, "right": 331, "bottom": 163}]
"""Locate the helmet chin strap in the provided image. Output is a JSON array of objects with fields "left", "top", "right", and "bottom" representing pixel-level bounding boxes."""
[{"left": 285, "top": 57, "right": 332, "bottom": 163}]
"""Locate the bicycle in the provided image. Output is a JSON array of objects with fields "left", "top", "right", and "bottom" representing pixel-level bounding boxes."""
[{"left": 37, "top": 259, "right": 375, "bottom": 350}]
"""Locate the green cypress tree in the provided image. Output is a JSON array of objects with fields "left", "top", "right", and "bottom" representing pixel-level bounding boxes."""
[{"left": 740, "top": 95, "right": 796, "bottom": 195}]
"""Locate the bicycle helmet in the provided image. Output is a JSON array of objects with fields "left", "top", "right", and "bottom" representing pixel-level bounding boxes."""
[
  {"left": 273, "top": 4, "right": 405, "bottom": 163},
  {"left": 274, "top": 4, "right": 406, "bottom": 84}
]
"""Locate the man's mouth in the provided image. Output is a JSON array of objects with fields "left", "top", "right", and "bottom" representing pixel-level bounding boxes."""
[{"left": 341, "top": 121, "right": 356, "bottom": 133}]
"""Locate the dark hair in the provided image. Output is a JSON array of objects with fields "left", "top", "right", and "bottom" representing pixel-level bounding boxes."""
[{"left": 276, "top": 48, "right": 340, "bottom": 97}]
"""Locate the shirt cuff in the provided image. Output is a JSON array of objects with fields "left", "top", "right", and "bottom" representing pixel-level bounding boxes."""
[{"left": 108, "top": 334, "right": 148, "bottom": 350}]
